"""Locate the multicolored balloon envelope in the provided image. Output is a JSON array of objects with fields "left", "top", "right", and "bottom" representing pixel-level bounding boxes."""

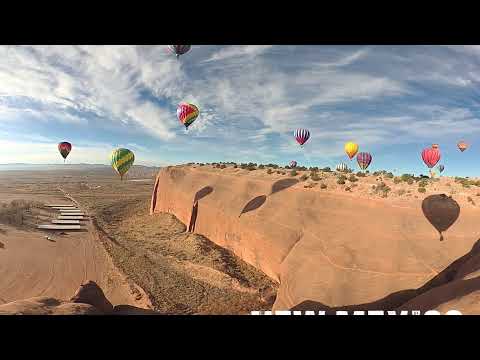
[
  {"left": 437, "top": 164, "right": 445, "bottom": 173},
  {"left": 356, "top": 152, "right": 372, "bottom": 170},
  {"left": 294, "top": 129, "right": 310, "bottom": 146},
  {"left": 344, "top": 142, "right": 359, "bottom": 159},
  {"left": 58, "top": 142, "right": 72, "bottom": 162},
  {"left": 110, "top": 148, "right": 135, "bottom": 180},
  {"left": 431, "top": 144, "right": 439, "bottom": 149},
  {"left": 421, "top": 148, "right": 441, "bottom": 168},
  {"left": 167, "top": 45, "right": 191, "bottom": 58},
  {"left": 177, "top": 103, "right": 199, "bottom": 129},
  {"left": 457, "top": 141, "right": 468, "bottom": 152},
  {"left": 289, "top": 160, "right": 297, "bottom": 168}
]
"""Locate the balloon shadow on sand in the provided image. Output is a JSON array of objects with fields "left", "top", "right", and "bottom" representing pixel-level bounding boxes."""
[
  {"left": 291, "top": 237, "right": 480, "bottom": 314},
  {"left": 270, "top": 179, "right": 299, "bottom": 196},
  {"left": 422, "top": 194, "right": 460, "bottom": 241},
  {"left": 239, "top": 195, "right": 267, "bottom": 218}
]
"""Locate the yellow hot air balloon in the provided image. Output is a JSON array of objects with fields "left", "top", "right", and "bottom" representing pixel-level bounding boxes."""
[{"left": 345, "top": 142, "right": 359, "bottom": 160}]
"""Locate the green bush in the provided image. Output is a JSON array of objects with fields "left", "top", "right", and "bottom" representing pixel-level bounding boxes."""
[
  {"left": 373, "top": 182, "right": 391, "bottom": 197},
  {"left": 258, "top": 164, "right": 265, "bottom": 169},
  {"left": 356, "top": 172, "right": 366, "bottom": 177},
  {"left": 322, "top": 167, "right": 331, "bottom": 172},
  {"left": 418, "top": 180, "right": 429, "bottom": 187},
  {"left": 418, "top": 187, "right": 426, "bottom": 193},
  {"left": 310, "top": 173, "right": 321, "bottom": 181},
  {"left": 337, "top": 178, "right": 346, "bottom": 185},
  {"left": 385, "top": 172, "right": 394, "bottom": 179},
  {"left": 300, "top": 174, "right": 309, "bottom": 181},
  {"left": 393, "top": 177, "right": 402, "bottom": 184},
  {"left": 320, "top": 183, "right": 327, "bottom": 189},
  {"left": 290, "top": 170, "right": 298, "bottom": 177},
  {"left": 266, "top": 168, "right": 273, "bottom": 174},
  {"left": 348, "top": 174, "right": 358, "bottom": 182}
]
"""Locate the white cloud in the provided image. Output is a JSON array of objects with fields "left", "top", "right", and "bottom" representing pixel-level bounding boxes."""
[{"left": 203, "top": 45, "right": 273, "bottom": 63}]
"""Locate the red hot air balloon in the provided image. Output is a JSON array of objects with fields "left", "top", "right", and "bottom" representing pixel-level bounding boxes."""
[
  {"left": 177, "top": 103, "right": 199, "bottom": 129},
  {"left": 58, "top": 142, "right": 72, "bottom": 163},
  {"left": 356, "top": 152, "right": 372, "bottom": 170},
  {"left": 421, "top": 148, "right": 441, "bottom": 168},
  {"left": 294, "top": 129, "right": 310, "bottom": 146}
]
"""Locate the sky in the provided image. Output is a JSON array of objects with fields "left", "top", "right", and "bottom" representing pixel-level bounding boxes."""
[{"left": 1, "top": 45, "right": 480, "bottom": 177}]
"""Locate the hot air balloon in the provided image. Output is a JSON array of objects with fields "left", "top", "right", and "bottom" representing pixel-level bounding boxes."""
[
  {"left": 336, "top": 162, "right": 348, "bottom": 172},
  {"left": 432, "top": 144, "right": 439, "bottom": 149},
  {"left": 421, "top": 148, "right": 441, "bottom": 168},
  {"left": 356, "top": 152, "right": 372, "bottom": 170},
  {"left": 422, "top": 194, "right": 460, "bottom": 241},
  {"left": 167, "top": 45, "right": 191, "bottom": 58},
  {"left": 110, "top": 148, "right": 135, "bottom": 181},
  {"left": 294, "top": 129, "right": 310, "bottom": 146},
  {"left": 177, "top": 103, "right": 199, "bottom": 129},
  {"left": 344, "top": 142, "right": 359, "bottom": 160},
  {"left": 58, "top": 142, "right": 72, "bottom": 163},
  {"left": 457, "top": 141, "right": 468, "bottom": 152},
  {"left": 289, "top": 161, "right": 297, "bottom": 168},
  {"left": 437, "top": 164, "right": 445, "bottom": 173}
]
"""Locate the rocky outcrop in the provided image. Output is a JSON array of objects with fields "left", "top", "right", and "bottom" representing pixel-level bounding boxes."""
[
  {"left": 151, "top": 166, "right": 480, "bottom": 312},
  {"left": 0, "top": 281, "right": 158, "bottom": 315}
]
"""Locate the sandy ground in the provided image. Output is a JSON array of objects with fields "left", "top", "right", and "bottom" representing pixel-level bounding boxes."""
[{"left": 0, "top": 168, "right": 276, "bottom": 314}]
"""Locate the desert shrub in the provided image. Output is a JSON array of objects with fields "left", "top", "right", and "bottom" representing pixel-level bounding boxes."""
[
  {"left": 290, "top": 170, "right": 298, "bottom": 177},
  {"left": 310, "top": 173, "right": 321, "bottom": 181},
  {"left": 300, "top": 174, "right": 309, "bottom": 181},
  {"left": 393, "top": 177, "right": 402, "bottom": 184},
  {"left": 233, "top": 164, "right": 238, "bottom": 168},
  {"left": 320, "top": 183, "right": 327, "bottom": 189},
  {"left": 407, "top": 178, "right": 414, "bottom": 185},
  {"left": 385, "top": 172, "right": 394, "bottom": 179},
  {"left": 0, "top": 200, "right": 42, "bottom": 227},
  {"left": 321, "top": 167, "right": 331, "bottom": 172},
  {"left": 356, "top": 172, "right": 366, "bottom": 177},
  {"left": 297, "top": 166, "right": 308, "bottom": 171},
  {"left": 418, "top": 187, "right": 426, "bottom": 193},
  {"left": 348, "top": 174, "right": 358, "bottom": 182},
  {"left": 267, "top": 168, "right": 273, "bottom": 174},
  {"left": 266, "top": 163, "right": 279, "bottom": 169},
  {"left": 365, "top": 170, "right": 370, "bottom": 174},
  {"left": 373, "top": 182, "right": 391, "bottom": 197},
  {"left": 397, "top": 189, "right": 406, "bottom": 196},
  {"left": 258, "top": 164, "right": 265, "bottom": 169},
  {"left": 337, "top": 178, "right": 346, "bottom": 185},
  {"left": 337, "top": 174, "right": 347, "bottom": 181},
  {"left": 304, "top": 183, "right": 317, "bottom": 188},
  {"left": 345, "top": 186, "right": 351, "bottom": 191},
  {"left": 418, "top": 180, "right": 429, "bottom": 187},
  {"left": 276, "top": 170, "right": 282, "bottom": 174},
  {"left": 309, "top": 167, "right": 319, "bottom": 172},
  {"left": 220, "top": 164, "right": 227, "bottom": 169},
  {"left": 373, "top": 171, "right": 382, "bottom": 176}
]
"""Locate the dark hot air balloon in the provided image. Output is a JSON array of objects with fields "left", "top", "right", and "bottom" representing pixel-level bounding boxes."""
[
  {"left": 167, "top": 45, "right": 191, "bottom": 58},
  {"left": 289, "top": 160, "right": 297, "bottom": 168},
  {"left": 58, "top": 142, "right": 72, "bottom": 163},
  {"left": 422, "top": 194, "right": 460, "bottom": 241},
  {"left": 356, "top": 152, "right": 372, "bottom": 170}
]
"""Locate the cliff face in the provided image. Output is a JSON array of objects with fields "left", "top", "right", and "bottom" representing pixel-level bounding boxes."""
[{"left": 151, "top": 166, "right": 480, "bottom": 312}]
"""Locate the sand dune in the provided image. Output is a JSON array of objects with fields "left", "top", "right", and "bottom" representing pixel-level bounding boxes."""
[{"left": 151, "top": 165, "right": 480, "bottom": 313}]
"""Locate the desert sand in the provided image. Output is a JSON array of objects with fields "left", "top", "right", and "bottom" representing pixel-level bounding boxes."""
[{"left": 151, "top": 164, "right": 480, "bottom": 314}]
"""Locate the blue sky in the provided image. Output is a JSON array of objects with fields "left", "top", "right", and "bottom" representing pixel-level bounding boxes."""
[{"left": 1, "top": 45, "right": 480, "bottom": 176}]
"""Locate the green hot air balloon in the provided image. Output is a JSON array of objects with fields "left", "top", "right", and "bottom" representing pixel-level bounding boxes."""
[{"left": 110, "top": 148, "right": 135, "bottom": 180}]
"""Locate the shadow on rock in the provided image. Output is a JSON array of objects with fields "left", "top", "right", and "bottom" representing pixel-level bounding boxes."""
[
  {"left": 239, "top": 195, "right": 267, "bottom": 218},
  {"left": 194, "top": 186, "right": 214, "bottom": 203},
  {"left": 291, "top": 238, "right": 480, "bottom": 314},
  {"left": 270, "top": 179, "right": 299, "bottom": 196},
  {"left": 422, "top": 194, "right": 460, "bottom": 241}
]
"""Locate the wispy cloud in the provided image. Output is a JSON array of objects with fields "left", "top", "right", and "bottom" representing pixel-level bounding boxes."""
[{"left": 203, "top": 45, "right": 273, "bottom": 63}]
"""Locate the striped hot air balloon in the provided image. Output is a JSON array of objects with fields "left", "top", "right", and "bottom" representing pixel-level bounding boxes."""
[
  {"left": 167, "top": 45, "right": 191, "bottom": 58},
  {"left": 58, "top": 142, "right": 72, "bottom": 163},
  {"left": 177, "top": 103, "right": 199, "bottom": 129},
  {"left": 294, "top": 129, "right": 310, "bottom": 146},
  {"left": 344, "top": 142, "right": 359, "bottom": 160},
  {"left": 357, "top": 152, "right": 372, "bottom": 170},
  {"left": 289, "top": 160, "right": 297, "bottom": 168},
  {"left": 421, "top": 148, "right": 441, "bottom": 168},
  {"left": 437, "top": 164, "right": 445, "bottom": 173},
  {"left": 457, "top": 141, "right": 468, "bottom": 152},
  {"left": 110, "top": 148, "right": 135, "bottom": 181},
  {"left": 336, "top": 163, "right": 348, "bottom": 172}
]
